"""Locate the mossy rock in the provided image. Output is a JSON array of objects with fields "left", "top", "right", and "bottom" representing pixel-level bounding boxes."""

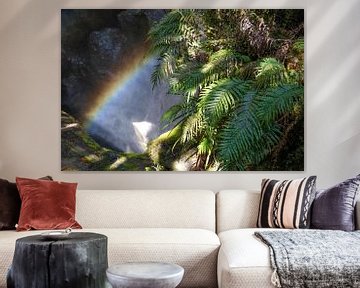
[
  {"left": 147, "top": 126, "right": 180, "bottom": 170},
  {"left": 61, "top": 110, "right": 153, "bottom": 171},
  {"left": 147, "top": 125, "right": 197, "bottom": 171}
]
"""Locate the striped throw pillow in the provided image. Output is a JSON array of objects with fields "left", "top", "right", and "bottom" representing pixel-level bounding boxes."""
[{"left": 257, "top": 176, "right": 317, "bottom": 229}]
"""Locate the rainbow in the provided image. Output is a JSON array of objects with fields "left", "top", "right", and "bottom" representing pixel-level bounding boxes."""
[{"left": 84, "top": 44, "right": 151, "bottom": 126}]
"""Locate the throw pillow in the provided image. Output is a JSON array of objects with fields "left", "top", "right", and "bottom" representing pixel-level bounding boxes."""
[
  {"left": 0, "top": 179, "right": 20, "bottom": 230},
  {"left": 311, "top": 174, "right": 360, "bottom": 231},
  {"left": 0, "top": 176, "right": 52, "bottom": 230},
  {"left": 16, "top": 177, "right": 82, "bottom": 231},
  {"left": 257, "top": 176, "right": 317, "bottom": 229}
]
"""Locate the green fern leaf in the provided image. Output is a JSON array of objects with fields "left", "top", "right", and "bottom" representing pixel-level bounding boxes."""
[
  {"left": 151, "top": 53, "right": 177, "bottom": 88},
  {"left": 161, "top": 104, "right": 183, "bottom": 124},
  {"left": 199, "top": 79, "right": 251, "bottom": 124},
  {"left": 218, "top": 91, "right": 260, "bottom": 166},
  {"left": 181, "top": 111, "right": 204, "bottom": 143},
  {"left": 197, "top": 137, "right": 213, "bottom": 156},
  {"left": 257, "top": 84, "right": 304, "bottom": 123},
  {"left": 255, "top": 57, "right": 288, "bottom": 89}
]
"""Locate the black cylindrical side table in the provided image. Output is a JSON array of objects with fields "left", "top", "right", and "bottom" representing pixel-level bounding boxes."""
[{"left": 7, "top": 232, "right": 108, "bottom": 288}]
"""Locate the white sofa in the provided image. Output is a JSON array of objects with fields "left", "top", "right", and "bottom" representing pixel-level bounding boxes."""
[
  {"left": 0, "top": 190, "right": 220, "bottom": 288},
  {"left": 216, "top": 190, "right": 360, "bottom": 288},
  {"left": 1, "top": 189, "right": 359, "bottom": 288}
]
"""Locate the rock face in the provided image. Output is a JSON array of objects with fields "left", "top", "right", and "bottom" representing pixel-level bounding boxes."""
[
  {"left": 61, "top": 9, "right": 177, "bottom": 153},
  {"left": 88, "top": 28, "right": 127, "bottom": 79}
]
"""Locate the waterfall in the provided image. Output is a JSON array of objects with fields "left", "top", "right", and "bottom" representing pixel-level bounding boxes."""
[{"left": 86, "top": 58, "right": 179, "bottom": 153}]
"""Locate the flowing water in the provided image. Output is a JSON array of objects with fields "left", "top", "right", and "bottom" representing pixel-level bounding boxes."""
[{"left": 86, "top": 57, "right": 179, "bottom": 153}]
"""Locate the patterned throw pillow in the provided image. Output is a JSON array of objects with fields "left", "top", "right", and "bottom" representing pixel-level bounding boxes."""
[{"left": 257, "top": 176, "right": 317, "bottom": 229}]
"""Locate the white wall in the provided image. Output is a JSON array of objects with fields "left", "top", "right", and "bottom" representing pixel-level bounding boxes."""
[{"left": 0, "top": 0, "right": 359, "bottom": 191}]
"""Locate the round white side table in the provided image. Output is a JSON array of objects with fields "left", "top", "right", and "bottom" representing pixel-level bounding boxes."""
[{"left": 106, "top": 262, "right": 184, "bottom": 288}]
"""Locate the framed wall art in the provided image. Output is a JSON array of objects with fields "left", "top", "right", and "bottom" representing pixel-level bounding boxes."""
[{"left": 61, "top": 9, "right": 304, "bottom": 171}]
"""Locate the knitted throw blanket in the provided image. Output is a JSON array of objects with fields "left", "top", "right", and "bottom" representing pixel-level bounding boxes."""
[{"left": 255, "top": 230, "right": 360, "bottom": 288}]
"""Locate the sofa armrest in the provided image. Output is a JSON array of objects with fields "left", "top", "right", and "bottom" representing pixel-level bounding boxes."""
[{"left": 356, "top": 200, "right": 360, "bottom": 230}]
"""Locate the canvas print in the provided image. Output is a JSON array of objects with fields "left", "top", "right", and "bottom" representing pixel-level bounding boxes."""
[{"left": 61, "top": 9, "right": 304, "bottom": 171}]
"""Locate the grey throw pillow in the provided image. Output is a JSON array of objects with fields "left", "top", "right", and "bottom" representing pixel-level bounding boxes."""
[{"left": 311, "top": 174, "right": 360, "bottom": 231}]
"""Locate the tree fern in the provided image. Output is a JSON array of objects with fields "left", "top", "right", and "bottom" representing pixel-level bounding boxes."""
[{"left": 148, "top": 9, "right": 304, "bottom": 170}]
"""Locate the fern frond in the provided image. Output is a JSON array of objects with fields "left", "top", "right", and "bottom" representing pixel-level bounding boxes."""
[
  {"left": 151, "top": 53, "right": 177, "bottom": 88},
  {"left": 160, "top": 104, "right": 183, "bottom": 125},
  {"left": 148, "top": 10, "right": 199, "bottom": 57},
  {"left": 162, "top": 93, "right": 199, "bottom": 128},
  {"left": 197, "top": 136, "right": 214, "bottom": 169},
  {"left": 148, "top": 10, "right": 183, "bottom": 43},
  {"left": 255, "top": 57, "right": 288, "bottom": 89},
  {"left": 218, "top": 91, "right": 261, "bottom": 169},
  {"left": 201, "top": 49, "right": 250, "bottom": 77},
  {"left": 197, "top": 137, "right": 213, "bottom": 156},
  {"left": 240, "top": 123, "right": 281, "bottom": 167},
  {"left": 171, "top": 69, "right": 204, "bottom": 93},
  {"left": 257, "top": 84, "right": 303, "bottom": 124},
  {"left": 181, "top": 111, "right": 204, "bottom": 143},
  {"left": 199, "top": 79, "right": 251, "bottom": 124},
  {"left": 151, "top": 62, "right": 166, "bottom": 88}
]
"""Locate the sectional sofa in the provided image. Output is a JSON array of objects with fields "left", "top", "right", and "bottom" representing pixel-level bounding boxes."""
[{"left": 0, "top": 189, "right": 359, "bottom": 288}]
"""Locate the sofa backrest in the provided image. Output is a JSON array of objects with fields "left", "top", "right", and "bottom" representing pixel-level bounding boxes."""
[
  {"left": 216, "top": 190, "right": 260, "bottom": 233},
  {"left": 76, "top": 190, "right": 216, "bottom": 231},
  {"left": 217, "top": 190, "right": 360, "bottom": 233}
]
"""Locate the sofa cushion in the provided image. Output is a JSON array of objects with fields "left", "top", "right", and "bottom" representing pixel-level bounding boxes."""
[
  {"left": 311, "top": 174, "right": 360, "bottom": 231},
  {"left": 16, "top": 177, "right": 82, "bottom": 231},
  {"left": 0, "top": 228, "right": 220, "bottom": 288},
  {"left": 257, "top": 177, "right": 316, "bottom": 229},
  {"left": 217, "top": 228, "right": 277, "bottom": 288},
  {"left": 76, "top": 190, "right": 216, "bottom": 231},
  {"left": 216, "top": 190, "right": 260, "bottom": 233}
]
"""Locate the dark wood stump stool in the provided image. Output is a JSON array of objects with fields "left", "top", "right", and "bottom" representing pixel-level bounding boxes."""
[{"left": 7, "top": 232, "right": 108, "bottom": 288}]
